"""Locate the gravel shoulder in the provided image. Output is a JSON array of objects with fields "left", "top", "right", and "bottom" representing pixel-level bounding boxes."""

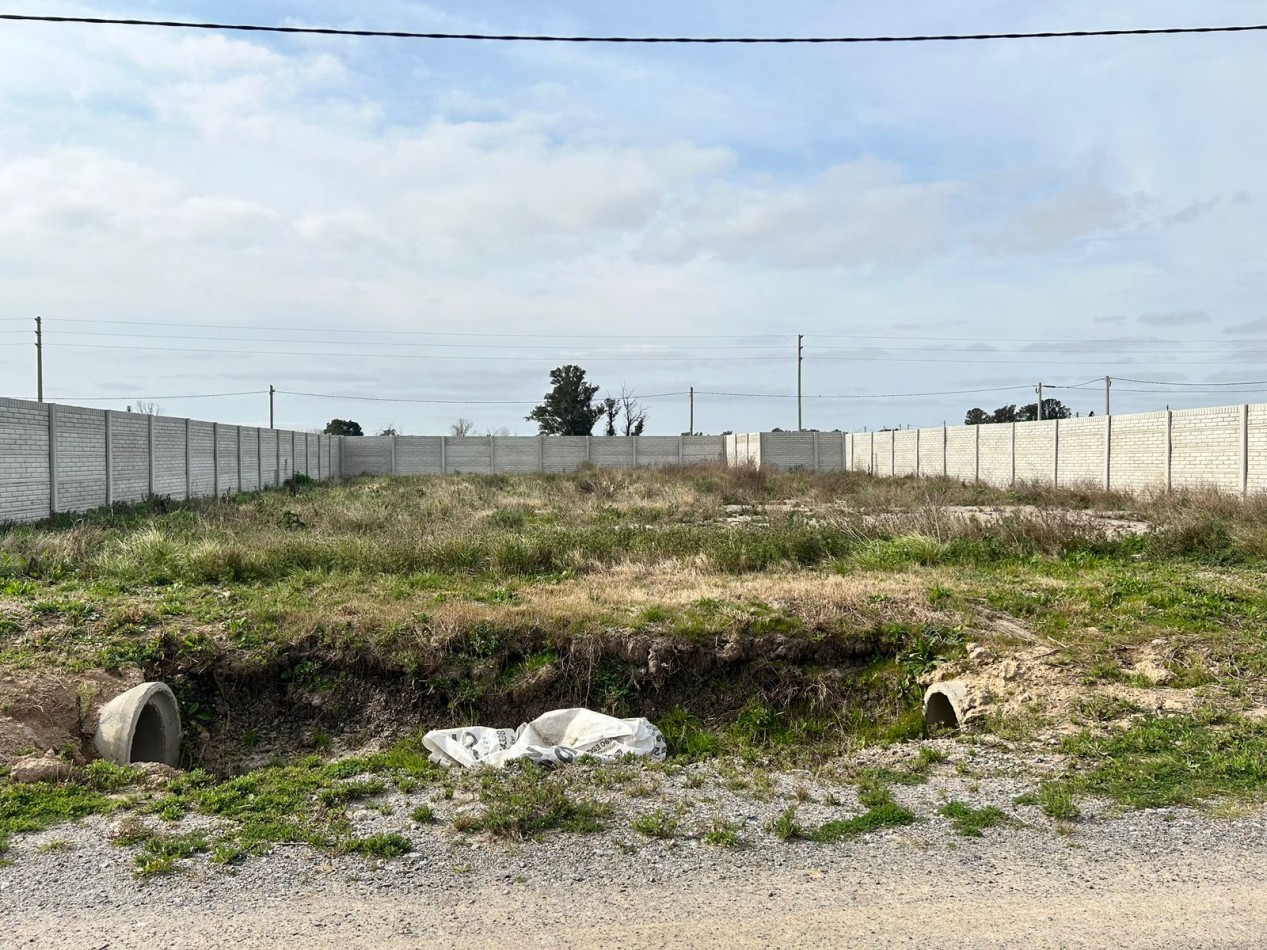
[{"left": 3, "top": 746, "right": 1265, "bottom": 949}]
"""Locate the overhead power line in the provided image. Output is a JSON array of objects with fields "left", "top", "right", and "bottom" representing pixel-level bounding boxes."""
[
  {"left": 276, "top": 389, "right": 689, "bottom": 406},
  {"left": 1113, "top": 375, "right": 1267, "bottom": 387},
  {"left": 25, "top": 319, "right": 1267, "bottom": 348},
  {"left": 40, "top": 318, "right": 786, "bottom": 341},
  {"left": 41, "top": 327, "right": 1267, "bottom": 356},
  {"left": 694, "top": 385, "right": 1034, "bottom": 400},
  {"left": 52, "top": 390, "right": 268, "bottom": 401},
  {"left": 2, "top": 14, "right": 1266, "bottom": 44},
  {"left": 35, "top": 340, "right": 1267, "bottom": 367}
]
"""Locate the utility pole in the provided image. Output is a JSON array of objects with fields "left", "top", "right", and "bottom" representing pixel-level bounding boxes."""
[
  {"left": 269, "top": 385, "right": 275, "bottom": 429},
  {"left": 35, "top": 316, "right": 43, "bottom": 403},
  {"left": 1105, "top": 376, "right": 1112, "bottom": 417},
  {"left": 796, "top": 334, "right": 804, "bottom": 431},
  {"left": 688, "top": 387, "right": 694, "bottom": 435},
  {"left": 1037, "top": 382, "right": 1044, "bottom": 421}
]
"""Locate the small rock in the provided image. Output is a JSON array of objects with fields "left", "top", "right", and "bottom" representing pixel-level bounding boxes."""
[{"left": 9, "top": 753, "right": 72, "bottom": 784}]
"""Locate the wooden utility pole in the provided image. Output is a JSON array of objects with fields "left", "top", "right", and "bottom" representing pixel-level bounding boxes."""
[
  {"left": 1037, "top": 381, "right": 1044, "bottom": 421},
  {"left": 688, "top": 387, "right": 694, "bottom": 435},
  {"left": 269, "top": 385, "right": 275, "bottom": 428},
  {"left": 35, "top": 316, "right": 43, "bottom": 403},
  {"left": 1105, "top": 376, "right": 1112, "bottom": 417}
]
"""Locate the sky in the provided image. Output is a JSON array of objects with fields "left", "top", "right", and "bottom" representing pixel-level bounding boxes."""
[{"left": 2, "top": 0, "right": 1266, "bottom": 435}]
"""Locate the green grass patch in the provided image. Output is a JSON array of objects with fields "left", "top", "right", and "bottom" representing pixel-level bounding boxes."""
[
  {"left": 1016, "top": 784, "right": 1081, "bottom": 821},
  {"left": 938, "top": 801, "right": 1009, "bottom": 837},
  {"left": 463, "top": 763, "right": 610, "bottom": 841},
  {"left": 1058, "top": 714, "right": 1267, "bottom": 809},
  {"left": 631, "top": 809, "right": 680, "bottom": 839}
]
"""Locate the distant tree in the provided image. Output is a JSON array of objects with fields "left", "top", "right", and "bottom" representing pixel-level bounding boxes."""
[
  {"left": 611, "top": 387, "right": 647, "bottom": 437},
  {"left": 131, "top": 400, "right": 164, "bottom": 416},
  {"left": 323, "top": 419, "right": 363, "bottom": 437},
  {"left": 964, "top": 408, "right": 990, "bottom": 426},
  {"left": 991, "top": 404, "right": 1018, "bottom": 423},
  {"left": 526, "top": 365, "right": 603, "bottom": 436},
  {"left": 484, "top": 426, "right": 511, "bottom": 437},
  {"left": 377, "top": 424, "right": 402, "bottom": 436},
  {"left": 1016, "top": 399, "right": 1072, "bottom": 422},
  {"left": 449, "top": 418, "right": 476, "bottom": 437}
]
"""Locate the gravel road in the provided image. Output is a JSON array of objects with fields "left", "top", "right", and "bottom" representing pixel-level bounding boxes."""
[{"left": 2, "top": 746, "right": 1265, "bottom": 949}]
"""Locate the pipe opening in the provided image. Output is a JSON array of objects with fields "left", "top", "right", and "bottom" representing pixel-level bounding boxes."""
[
  {"left": 924, "top": 691, "right": 959, "bottom": 729},
  {"left": 129, "top": 703, "right": 168, "bottom": 763}
]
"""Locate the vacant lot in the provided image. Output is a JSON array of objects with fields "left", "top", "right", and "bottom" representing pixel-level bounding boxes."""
[{"left": 0, "top": 465, "right": 1265, "bottom": 900}]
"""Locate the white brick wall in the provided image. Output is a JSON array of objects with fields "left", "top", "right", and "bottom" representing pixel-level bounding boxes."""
[
  {"left": 1056, "top": 417, "right": 1104, "bottom": 488},
  {"left": 946, "top": 427, "right": 976, "bottom": 481},
  {"left": 1171, "top": 406, "right": 1242, "bottom": 493},
  {"left": 977, "top": 425, "right": 1012, "bottom": 486},
  {"left": 0, "top": 397, "right": 336, "bottom": 524},
  {"left": 1110, "top": 412, "right": 1167, "bottom": 492},
  {"left": 341, "top": 434, "right": 726, "bottom": 476},
  {"left": 7, "top": 396, "right": 1266, "bottom": 525},
  {"left": 0, "top": 397, "right": 50, "bottom": 523}
]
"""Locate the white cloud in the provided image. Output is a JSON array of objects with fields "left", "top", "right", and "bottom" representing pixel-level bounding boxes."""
[
  {"left": 1138, "top": 310, "right": 1211, "bottom": 327},
  {"left": 638, "top": 157, "right": 972, "bottom": 267}
]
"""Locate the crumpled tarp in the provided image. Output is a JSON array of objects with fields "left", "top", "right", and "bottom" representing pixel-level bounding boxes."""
[{"left": 422, "top": 707, "right": 667, "bottom": 768}]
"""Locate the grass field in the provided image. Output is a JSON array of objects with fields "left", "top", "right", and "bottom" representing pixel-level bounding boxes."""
[{"left": 2, "top": 465, "right": 1266, "bottom": 866}]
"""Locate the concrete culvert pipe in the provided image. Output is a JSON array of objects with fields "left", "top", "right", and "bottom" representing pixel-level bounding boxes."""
[
  {"left": 94, "top": 682, "right": 182, "bottom": 767},
  {"left": 923, "top": 680, "right": 970, "bottom": 730}
]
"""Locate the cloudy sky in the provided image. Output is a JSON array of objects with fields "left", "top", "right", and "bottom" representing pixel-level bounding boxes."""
[{"left": 2, "top": 0, "right": 1266, "bottom": 434}]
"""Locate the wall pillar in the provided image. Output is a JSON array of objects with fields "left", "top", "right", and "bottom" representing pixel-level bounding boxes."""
[
  {"left": 290, "top": 430, "right": 296, "bottom": 482},
  {"left": 440, "top": 436, "right": 447, "bottom": 475},
  {"left": 1053, "top": 419, "right": 1060, "bottom": 487},
  {"left": 539, "top": 436, "right": 545, "bottom": 474},
  {"left": 1164, "top": 410, "right": 1173, "bottom": 492},
  {"left": 213, "top": 423, "right": 220, "bottom": 496},
  {"left": 974, "top": 423, "right": 980, "bottom": 484},
  {"left": 489, "top": 434, "right": 496, "bottom": 474},
  {"left": 147, "top": 413, "right": 155, "bottom": 499},
  {"left": 184, "top": 417, "right": 191, "bottom": 500},
  {"left": 632, "top": 436, "right": 639, "bottom": 468},
  {"left": 1242, "top": 404, "right": 1251, "bottom": 498},
  {"left": 889, "top": 431, "right": 895, "bottom": 476},
  {"left": 1010, "top": 422, "right": 1017, "bottom": 486},
  {"left": 391, "top": 435, "right": 398, "bottom": 475},
  {"left": 678, "top": 435, "right": 684, "bottom": 465},
  {"left": 105, "top": 411, "right": 114, "bottom": 507},
  {"left": 236, "top": 425, "right": 243, "bottom": 493},
  {"left": 47, "top": 404, "right": 58, "bottom": 515},
  {"left": 257, "top": 428, "right": 263, "bottom": 492},
  {"left": 1104, "top": 415, "right": 1113, "bottom": 491},
  {"left": 915, "top": 429, "right": 921, "bottom": 477},
  {"left": 942, "top": 424, "right": 948, "bottom": 478}
]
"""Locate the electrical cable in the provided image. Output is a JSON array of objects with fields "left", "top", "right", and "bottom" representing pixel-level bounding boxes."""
[
  {"left": 43, "top": 341, "right": 1266, "bottom": 366},
  {"left": 693, "top": 384, "right": 1034, "bottom": 400},
  {"left": 275, "top": 389, "right": 689, "bottom": 405},
  {"left": 1112, "top": 375, "right": 1267, "bottom": 387},
  {"left": 2, "top": 14, "right": 1265, "bottom": 44},
  {"left": 45, "top": 327, "right": 1267, "bottom": 356},
  {"left": 51, "top": 390, "right": 269, "bottom": 401},
  {"left": 47, "top": 330, "right": 784, "bottom": 352},
  {"left": 40, "top": 318, "right": 787, "bottom": 341}
]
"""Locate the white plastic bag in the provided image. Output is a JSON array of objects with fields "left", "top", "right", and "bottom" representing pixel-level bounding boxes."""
[{"left": 423, "top": 707, "right": 667, "bottom": 769}]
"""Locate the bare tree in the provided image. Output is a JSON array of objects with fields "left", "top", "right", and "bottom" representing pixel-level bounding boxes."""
[
  {"left": 602, "top": 387, "right": 647, "bottom": 437},
  {"left": 449, "top": 418, "right": 476, "bottom": 437},
  {"left": 377, "top": 423, "right": 402, "bottom": 436},
  {"left": 483, "top": 426, "right": 511, "bottom": 437},
  {"left": 131, "top": 400, "right": 164, "bottom": 416}
]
